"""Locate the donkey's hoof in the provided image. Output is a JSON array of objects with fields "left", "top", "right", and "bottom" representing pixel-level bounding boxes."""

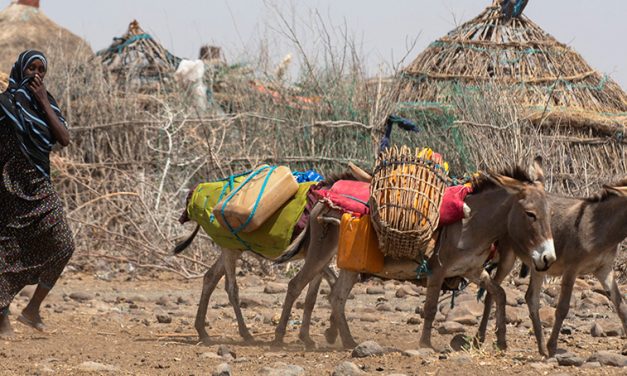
[
  {"left": 342, "top": 339, "right": 358, "bottom": 350},
  {"left": 270, "top": 337, "right": 285, "bottom": 348},
  {"left": 496, "top": 342, "right": 508, "bottom": 352},
  {"left": 241, "top": 334, "right": 255, "bottom": 344},
  {"left": 198, "top": 336, "right": 213, "bottom": 346},
  {"left": 324, "top": 328, "right": 338, "bottom": 344},
  {"left": 298, "top": 334, "right": 316, "bottom": 349},
  {"left": 419, "top": 341, "right": 434, "bottom": 350}
]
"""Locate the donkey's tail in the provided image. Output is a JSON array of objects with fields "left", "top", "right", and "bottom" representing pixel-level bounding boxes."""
[
  {"left": 273, "top": 228, "right": 308, "bottom": 265},
  {"left": 519, "top": 263, "right": 530, "bottom": 279},
  {"left": 172, "top": 224, "right": 201, "bottom": 255}
]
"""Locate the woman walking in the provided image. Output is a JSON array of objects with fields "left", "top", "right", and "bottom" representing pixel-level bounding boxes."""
[{"left": 0, "top": 50, "right": 74, "bottom": 337}]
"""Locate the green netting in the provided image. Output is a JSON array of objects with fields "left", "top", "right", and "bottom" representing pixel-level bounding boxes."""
[
  {"left": 401, "top": 72, "right": 613, "bottom": 93},
  {"left": 429, "top": 41, "right": 548, "bottom": 57}
]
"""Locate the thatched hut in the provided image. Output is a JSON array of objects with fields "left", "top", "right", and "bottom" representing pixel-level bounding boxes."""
[
  {"left": 399, "top": 0, "right": 626, "bottom": 192},
  {"left": 0, "top": 0, "right": 92, "bottom": 78},
  {"left": 97, "top": 20, "right": 181, "bottom": 92}
]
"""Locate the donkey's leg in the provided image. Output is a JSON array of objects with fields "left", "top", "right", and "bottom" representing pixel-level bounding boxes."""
[
  {"left": 526, "top": 270, "right": 548, "bottom": 357},
  {"left": 195, "top": 255, "right": 226, "bottom": 344},
  {"left": 321, "top": 267, "right": 341, "bottom": 345},
  {"left": 546, "top": 271, "right": 577, "bottom": 357},
  {"left": 419, "top": 267, "right": 446, "bottom": 349},
  {"left": 327, "top": 270, "right": 359, "bottom": 349},
  {"left": 476, "top": 248, "right": 516, "bottom": 345},
  {"left": 299, "top": 265, "right": 336, "bottom": 347},
  {"left": 479, "top": 269, "right": 508, "bottom": 350},
  {"left": 222, "top": 249, "right": 253, "bottom": 342},
  {"left": 298, "top": 272, "right": 323, "bottom": 348},
  {"left": 273, "top": 251, "right": 333, "bottom": 345},
  {"left": 594, "top": 265, "right": 627, "bottom": 337}
]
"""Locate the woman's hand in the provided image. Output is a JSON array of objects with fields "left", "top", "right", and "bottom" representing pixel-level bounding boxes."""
[
  {"left": 27, "top": 74, "right": 71, "bottom": 147},
  {"left": 28, "top": 75, "right": 50, "bottom": 106}
]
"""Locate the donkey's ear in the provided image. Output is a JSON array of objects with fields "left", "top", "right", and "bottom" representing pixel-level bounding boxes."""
[
  {"left": 486, "top": 172, "right": 524, "bottom": 194},
  {"left": 603, "top": 185, "right": 627, "bottom": 197},
  {"left": 348, "top": 162, "right": 372, "bottom": 182},
  {"left": 529, "top": 156, "right": 545, "bottom": 184}
]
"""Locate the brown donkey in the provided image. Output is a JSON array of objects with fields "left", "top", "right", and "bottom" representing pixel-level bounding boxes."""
[
  {"left": 274, "top": 160, "right": 556, "bottom": 350},
  {"left": 477, "top": 179, "right": 627, "bottom": 357},
  {"left": 172, "top": 172, "right": 362, "bottom": 345}
]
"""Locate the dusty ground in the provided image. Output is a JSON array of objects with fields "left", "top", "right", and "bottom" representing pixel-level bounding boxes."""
[{"left": 1, "top": 270, "right": 625, "bottom": 375}]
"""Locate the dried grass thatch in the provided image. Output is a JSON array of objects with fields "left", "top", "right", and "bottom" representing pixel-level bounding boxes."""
[
  {"left": 400, "top": 0, "right": 627, "bottom": 136},
  {"left": 0, "top": 2, "right": 92, "bottom": 73},
  {"left": 97, "top": 20, "right": 181, "bottom": 92}
]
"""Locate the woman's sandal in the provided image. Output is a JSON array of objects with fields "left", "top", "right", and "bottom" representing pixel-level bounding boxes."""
[{"left": 17, "top": 314, "right": 45, "bottom": 332}]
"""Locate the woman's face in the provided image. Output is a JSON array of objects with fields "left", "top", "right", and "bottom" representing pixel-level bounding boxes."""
[{"left": 24, "top": 59, "right": 46, "bottom": 80}]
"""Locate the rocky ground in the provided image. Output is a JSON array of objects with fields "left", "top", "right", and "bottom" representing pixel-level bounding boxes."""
[{"left": 1, "top": 270, "right": 625, "bottom": 375}]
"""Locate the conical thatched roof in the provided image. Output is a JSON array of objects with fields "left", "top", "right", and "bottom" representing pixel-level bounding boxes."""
[
  {"left": 0, "top": 1, "right": 92, "bottom": 74},
  {"left": 401, "top": 1, "right": 627, "bottom": 134},
  {"left": 97, "top": 20, "right": 181, "bottom": 90}
]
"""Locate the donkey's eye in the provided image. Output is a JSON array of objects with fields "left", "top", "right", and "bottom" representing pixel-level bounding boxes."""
[{"left": 525, "top": 211, "right": 537, "bottom": 221}]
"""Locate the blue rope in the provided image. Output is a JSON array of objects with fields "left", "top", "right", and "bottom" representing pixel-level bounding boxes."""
[
  {"left": 97, "top": 33, "right": 181, "bottom": 68},
  {"left": 113, "top": 34, "right": 152, "bottom": 54},
  {"left": 416, "top": 259, "right": 432, "bottom": 278}
]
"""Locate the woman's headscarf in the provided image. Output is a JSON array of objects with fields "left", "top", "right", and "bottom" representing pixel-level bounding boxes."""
[{"left": 0, "top": 50, "right": 67, "bottom": 178}]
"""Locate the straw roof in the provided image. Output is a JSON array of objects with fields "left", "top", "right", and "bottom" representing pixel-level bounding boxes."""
[
  {"left": 97, "top": 20, "right": 181, "bottom": 90},
  {"left": 0, "top": 2, "right": 92, "bottom": 73},
  {"left": 400, "top": 0, "right": 627, "bottom": 134}
]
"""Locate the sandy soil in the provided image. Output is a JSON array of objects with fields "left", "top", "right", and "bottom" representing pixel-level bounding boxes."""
[{"left": 1, "top": 271, "right": 625, "bottom": 375}]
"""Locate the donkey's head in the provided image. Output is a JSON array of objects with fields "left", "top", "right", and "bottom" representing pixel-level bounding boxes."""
[{"left": 485, "top": 157, "right": 556, "bottom": 271}]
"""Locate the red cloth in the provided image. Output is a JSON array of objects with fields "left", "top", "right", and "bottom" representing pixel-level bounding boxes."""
[
  {"left": 313, "top": 180, "right": 370, "bottom": 217},
  {"left": 439, "top": 185, "right": 473, "bottom": 226},
  {"left": 314, "top": 181, "right": 472, "bottom": 224}
]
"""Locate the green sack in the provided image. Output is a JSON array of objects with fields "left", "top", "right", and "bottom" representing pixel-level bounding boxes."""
[{"left": 187, "top": 177, "right": 315, "bottom": 259}]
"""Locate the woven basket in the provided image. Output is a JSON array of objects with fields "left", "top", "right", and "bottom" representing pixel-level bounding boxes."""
[{"left": 370, "top": 145, "right": 449, "bottom": 260}]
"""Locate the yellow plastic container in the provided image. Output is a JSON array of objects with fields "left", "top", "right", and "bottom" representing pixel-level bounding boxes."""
[
  {"left": 337, "top": 214, "right": 384, "bottom": 273},
  {"left": 213, "top": 165, "right": 299, "bottom": 233}
]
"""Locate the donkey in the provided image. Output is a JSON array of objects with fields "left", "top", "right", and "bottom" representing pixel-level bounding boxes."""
[
  {"left": 476, "top": 179, "right": 627, "bottom": 357},
  {"left": 274, "top": 159, "right": 557, "bottom": 350},
  {"left": 173, "top": 171, "right": 357, "bottom": 345}
]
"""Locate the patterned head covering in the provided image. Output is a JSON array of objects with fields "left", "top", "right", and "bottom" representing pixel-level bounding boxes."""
[{"left": 0, "top": 50, "right": 67, "bottom": 179}]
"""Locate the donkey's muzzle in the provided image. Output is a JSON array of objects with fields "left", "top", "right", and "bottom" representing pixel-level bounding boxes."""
[{"left": 531, "top": 239, "right": 556, "bottom": 271}]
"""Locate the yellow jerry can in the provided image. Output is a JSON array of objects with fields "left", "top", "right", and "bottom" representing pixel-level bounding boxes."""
[
  {"left": 337, "top": 214, "right": 384, "bottom": 273},
  {"left": 213, "top": 165, "right": 299, "bottom": 233}
]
